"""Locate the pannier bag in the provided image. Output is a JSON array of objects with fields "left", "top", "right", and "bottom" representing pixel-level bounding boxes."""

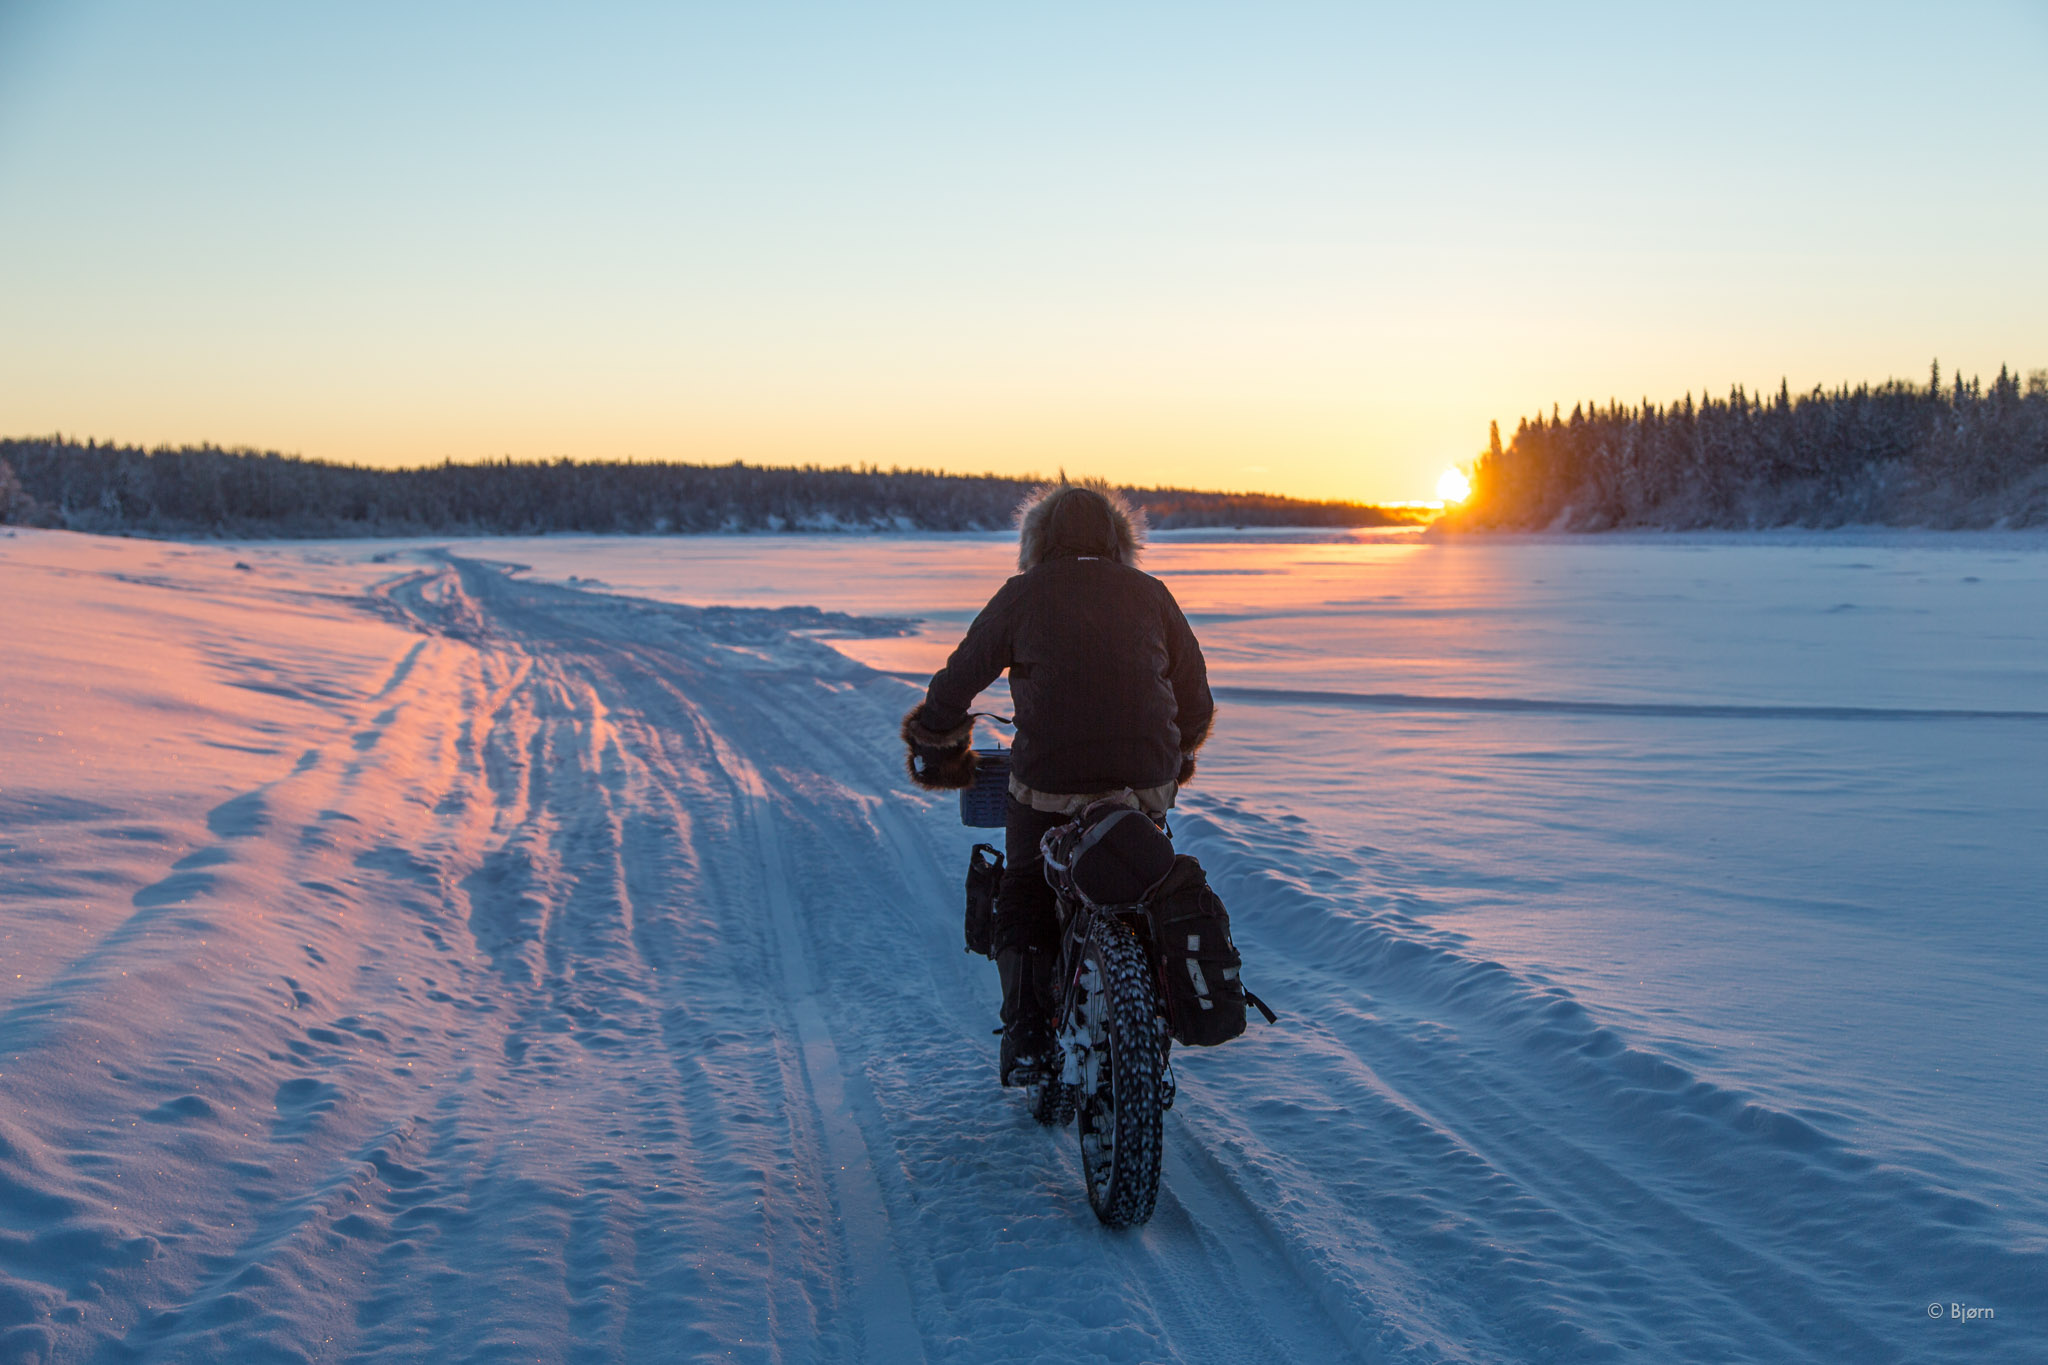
[
  {"left": 1145, "top": 855, "right": 1274, "bottom": 1047},
  {"left": 1040, "top": 798, "right": 1176, "bottom": 908},
  {"left": 959, "top": 747, "right": 1011, "bottom": 828},
  {"left": 963, "top": 843, "right": 1002, "bottom": 958}
]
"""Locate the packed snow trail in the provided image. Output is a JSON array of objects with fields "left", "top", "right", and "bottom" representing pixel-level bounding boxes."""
[
  {"left": 2, "top": 536, "right": 2038, "bottom": 1363},
  {"left": 0, "top": 549, "right": 1365, "bottom": 1364}
]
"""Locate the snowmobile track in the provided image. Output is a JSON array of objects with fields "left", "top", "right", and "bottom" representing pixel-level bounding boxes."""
[{"left": 406, "top": 556, "right": 1372, "bottom": 1362}]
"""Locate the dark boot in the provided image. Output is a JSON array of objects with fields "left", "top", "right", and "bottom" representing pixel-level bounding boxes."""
[{"left": 996, "top": 947, "right": 1056, "bottom": 1086}]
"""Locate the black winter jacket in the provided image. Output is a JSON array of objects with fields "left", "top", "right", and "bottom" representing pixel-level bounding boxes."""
[{"left": 920, "top": 556, "right": 1213, "bottom": 794}]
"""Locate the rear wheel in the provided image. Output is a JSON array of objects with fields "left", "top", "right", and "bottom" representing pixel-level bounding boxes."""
[{"left": 1073, "top": 915, "right": 1164, "bottom": 1227}]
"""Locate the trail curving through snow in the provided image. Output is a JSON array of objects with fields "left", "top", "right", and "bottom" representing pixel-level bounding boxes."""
[{"left": 2, "top": 539, "right": 2038, "bottom": 1364}]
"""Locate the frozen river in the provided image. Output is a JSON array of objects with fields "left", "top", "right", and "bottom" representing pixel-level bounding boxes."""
[
  {"left": 445, "top": 527, "right": 2048, "bottom": 1352},
  {"left": 462, "top": 527, "right": 2048, "bottom": 1201},
  {"left": 3, "top": 524, "right": 2041, "bottom": 1362}
]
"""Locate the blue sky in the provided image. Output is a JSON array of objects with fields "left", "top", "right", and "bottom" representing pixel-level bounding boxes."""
[{"left": 3, "top": 1, "right": 2043, "bottom": 501}]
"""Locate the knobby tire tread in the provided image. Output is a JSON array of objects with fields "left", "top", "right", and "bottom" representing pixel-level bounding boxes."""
[{"left": 1078, "top": 918, "right": 1165, "bottom": 1227}]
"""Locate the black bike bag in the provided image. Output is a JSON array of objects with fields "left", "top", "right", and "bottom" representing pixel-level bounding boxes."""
[
  {"left": 1041, "top": 799, "right": 1176, "bottom": 907},
  {"left": 1146, "top": 855, "right": 1251, "bottom": 1047},
  {"left": 963, "top": 843, "right": 1002, "bottom": 958}
]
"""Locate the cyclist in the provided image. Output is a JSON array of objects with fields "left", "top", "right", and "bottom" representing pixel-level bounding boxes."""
[{"left": 901, "top": 481, "right": 1214, "bottom": 1085}]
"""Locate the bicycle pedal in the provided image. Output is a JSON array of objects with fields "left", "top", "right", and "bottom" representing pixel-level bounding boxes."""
[{"left": 1003, "top": 1061, "right": 1051, "bottom": 1088}]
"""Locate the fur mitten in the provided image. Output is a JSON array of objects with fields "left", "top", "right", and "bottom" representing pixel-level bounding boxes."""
[
  {"left": 1176, "top": 706, "right": 1214, "bottom": 785},
  {"left": 902, "top": 705, "right": 977, "bottom": 790}
]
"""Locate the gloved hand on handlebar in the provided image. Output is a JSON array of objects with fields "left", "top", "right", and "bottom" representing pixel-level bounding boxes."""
[{"left": 901, "top": 705, "right": 978, "bottom": 790}]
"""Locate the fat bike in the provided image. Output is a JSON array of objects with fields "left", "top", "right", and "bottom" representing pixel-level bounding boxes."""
[{"left": 1016, "top": 818, "right": 1173, "bottom": 1229}]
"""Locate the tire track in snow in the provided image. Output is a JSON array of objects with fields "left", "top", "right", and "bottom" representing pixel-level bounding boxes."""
[
  {"left": 703, "top": 728, "right": 929, "bottom": 1364},
  {"left": 433, "top": 558, "right": 927, "bottom": 1358},
  {"left": 0, "top": 550, "right": 1450, "bottom": 1361},
  {"left": 413, "top": 566, "right": 837, "bottom": 1361},
  {"left": 0, "top": 551, "right": 1391, "bottom": 1362},
  {"left": 444, "top": 557, "right": 1386, "bottom": 1362}
]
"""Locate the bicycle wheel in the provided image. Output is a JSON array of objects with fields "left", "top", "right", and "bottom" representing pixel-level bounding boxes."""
[{"left": 1072, "top": 915, "right": 1165, "bottom": 1227}]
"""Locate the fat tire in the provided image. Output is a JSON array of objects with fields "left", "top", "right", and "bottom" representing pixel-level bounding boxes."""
[{"left": 1074, "top": 916, "right": 1165, "bottom": 1227}]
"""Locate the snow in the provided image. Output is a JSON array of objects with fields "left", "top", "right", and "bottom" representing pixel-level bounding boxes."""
[{"left": 2, "top": 524, "right": 2043, "bottom": 1363}]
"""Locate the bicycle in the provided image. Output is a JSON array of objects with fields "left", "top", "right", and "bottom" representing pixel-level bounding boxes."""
[
  {"left": 1020, "top": 800, "right": 1178, "bottom": 1228},
  {"left": 959, "top": 748, "right": 1263, "bottom": 1229}
]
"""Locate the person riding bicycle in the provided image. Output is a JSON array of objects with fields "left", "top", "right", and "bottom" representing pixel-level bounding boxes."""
[{"left": 901, "top": 481, "right": 1214, "bottom": 1085}]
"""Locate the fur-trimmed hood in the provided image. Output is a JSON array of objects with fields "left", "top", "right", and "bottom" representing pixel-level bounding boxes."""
[{"left": 1016, "top": 480, "right": 1146, "bottom": 572}]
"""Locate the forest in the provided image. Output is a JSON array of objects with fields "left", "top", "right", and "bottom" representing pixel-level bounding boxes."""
[
  {"left": 0, "top": 440, "right": 1410, "bottom": 537},
  {"left": 1447, "top": 364, "right": 2048, "bottom": 531}
]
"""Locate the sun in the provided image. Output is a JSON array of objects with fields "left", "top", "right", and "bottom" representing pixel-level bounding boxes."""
[{"left": 1435, "top": 468, "right": 1471, "bottom": 504}]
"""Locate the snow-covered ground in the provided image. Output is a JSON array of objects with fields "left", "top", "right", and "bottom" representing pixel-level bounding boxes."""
[{"left": 2, "top": 525, "right": 2041, "bottom": 1363}]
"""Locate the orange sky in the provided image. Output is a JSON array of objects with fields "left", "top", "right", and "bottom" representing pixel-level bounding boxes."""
[{"left": 3, "top": 4, "right": 2043, "bottom": 505}]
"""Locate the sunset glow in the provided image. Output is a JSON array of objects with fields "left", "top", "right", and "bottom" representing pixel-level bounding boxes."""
[
  {"left": 1436, "top": 469, "right": 1471, "bottom": 505},
  {"left": 1, "top": 6, "right": 2042, "bottom": 504}
]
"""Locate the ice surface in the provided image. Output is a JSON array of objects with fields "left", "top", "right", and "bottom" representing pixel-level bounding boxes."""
[{"left": 2, "top": 525, "right": 2042, "bottom": 1363}]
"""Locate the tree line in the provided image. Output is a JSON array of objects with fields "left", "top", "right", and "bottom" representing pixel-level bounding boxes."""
[
  {"left": 1448, "top": 363, "right": 2048, "bottom": 530},
  {"left": 0, "top": 439, "right": 1411, "bottom": 537}
]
